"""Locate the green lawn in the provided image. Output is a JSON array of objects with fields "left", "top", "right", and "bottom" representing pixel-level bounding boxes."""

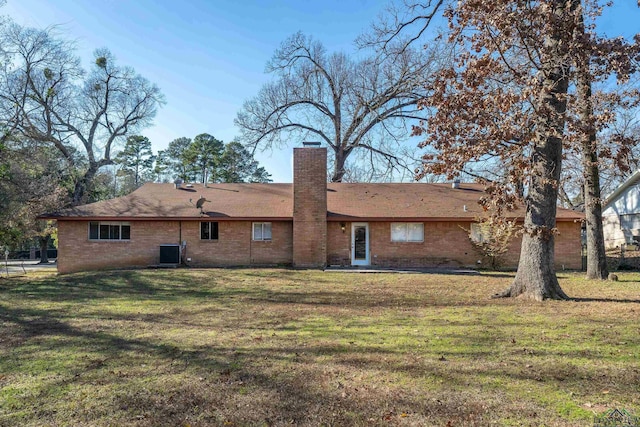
[{"left": 1, "top": 268, "right": 639, "bottom": 426}]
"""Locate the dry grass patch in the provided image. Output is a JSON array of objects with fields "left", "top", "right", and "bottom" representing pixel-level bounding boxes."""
[{"left": 1, "top": 268, "right": 639, "bottom": 426}]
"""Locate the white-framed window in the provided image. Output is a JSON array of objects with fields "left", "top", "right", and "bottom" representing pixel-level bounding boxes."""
[
  {"left": 252, "top": 222, "right": 272, "bottom": 241},
  {"left": 470, "top": 223, "right": 487, "bottom": 243},
  {"left": 89, "top": 221, "right": 131, "bottom": 241},
  {"left": 391, "top": 222, "right": 424, "bottom": 242},
  {"left": 200, "top": 222, "right": 219, "bottom": 240}
]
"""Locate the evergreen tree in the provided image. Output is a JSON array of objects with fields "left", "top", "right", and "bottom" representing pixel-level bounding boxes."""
[
  {"left": 218, "top": 142, "right": 272, "bottom": 183},
  {"left": 114, "top": 135, "right": 155, "bottom": 193},
  {"left": 158, "top": 137, "right": 194, "bottom": 182},
  {"left": 183, "top": 133, "right": 224, "bottom": 183}
]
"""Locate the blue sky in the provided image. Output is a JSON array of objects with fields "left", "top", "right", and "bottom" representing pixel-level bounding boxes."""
[{"left": 4, "top": 0, "right": 639, "bottom": 182}]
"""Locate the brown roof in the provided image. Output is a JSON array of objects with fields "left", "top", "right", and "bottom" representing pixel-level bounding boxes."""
[
  {"left": 51, "top": 183, "right": 293, "bottom": 220},
  {"left": 47, "top": 182, "right": 582, "bottom": 221}
]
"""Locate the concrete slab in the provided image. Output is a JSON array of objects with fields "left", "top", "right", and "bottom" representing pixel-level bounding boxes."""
[{"left": 323, "top": 266, "right": 479, "bottom": 275}]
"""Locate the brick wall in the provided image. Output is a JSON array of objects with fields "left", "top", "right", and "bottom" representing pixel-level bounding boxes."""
[
  {"left": 57, "top": 220, "right": 180, "bottom": 273},
  {"left": 369, "top": 221, "right": 483, "bottom": 268},
  {"left": 326, "top": 220, "right": 582, "bottom": 270},
  {"left": 57, "top": 219, "right": 293, "bottom": 273},
  {"left": 327, "top": 221, "right": 350, "bottom": 266},
  {"left": 185, "top": 220, "right": 292, "bottom": 266},
  {"left": 554, "top": 221, "right": 583, "bottom": 270},
  {"left": 293, "top": 147, "right": 327, "bottom": 267}
]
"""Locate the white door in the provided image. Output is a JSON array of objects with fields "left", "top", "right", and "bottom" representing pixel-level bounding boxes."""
[{"left": 351, "top": 223, "right": 370, "bottom": 266}]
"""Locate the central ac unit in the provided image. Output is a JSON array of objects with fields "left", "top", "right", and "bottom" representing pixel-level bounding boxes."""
[{"left": 159, "top": 244, "right": 180, "bottom": 264}]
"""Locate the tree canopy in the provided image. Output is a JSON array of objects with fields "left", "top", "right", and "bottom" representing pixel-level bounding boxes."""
[
  {"left": 236, "top": 31, "right": 444, "bottom": 182},
  {"left": 370, "top": 0, "right": 639, "bottom": 299},
  {"left": 0, "top": 24, "right": 165, "bottom": 206},
  {"left": 114, "top": 135, "right": 156, "bottom": 194},
  {"left": 0, "top": 137, "right": 70, "bottom": 260},
  {"left": 157, "top": 136, "right": 272, "bottom": 184},
  {"left": 217, "top": 141, "right": 272, "bottom": 183}
]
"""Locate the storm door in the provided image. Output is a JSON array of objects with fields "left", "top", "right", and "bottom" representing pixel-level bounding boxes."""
[{"left": 351, "top": 223, "right": 370, "bottom": 266}]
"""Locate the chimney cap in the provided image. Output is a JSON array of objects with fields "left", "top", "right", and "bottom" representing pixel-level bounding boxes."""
[{"left": 302, "top": 141, "right": 322, "bottom": 147}]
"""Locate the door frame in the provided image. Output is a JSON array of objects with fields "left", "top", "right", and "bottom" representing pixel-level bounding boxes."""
[{"left": 351, "top": 222, "right": 370, "bottom": 266}]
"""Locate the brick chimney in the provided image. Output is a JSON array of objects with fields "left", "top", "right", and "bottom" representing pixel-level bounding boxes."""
[{"left": 293, "top": 144, "right": 327, "bottom": 268}]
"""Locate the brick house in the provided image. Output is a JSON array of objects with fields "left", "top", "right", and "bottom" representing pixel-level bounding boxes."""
[{"left": 47, "top": 146, "right": 583, "bottom": 273}]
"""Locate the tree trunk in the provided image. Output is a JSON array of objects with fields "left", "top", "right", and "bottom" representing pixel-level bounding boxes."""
[
  {"left": 331, "top": 148, "right": 348, "bottom": 182},
  {"left": 72, "top": 164, "right": 99, "bottom": 206},
  {"left": 579, "top": 75, "right": 608, "bottom": 280},
  {"left": 575, "top": 3, "right": 608, "bottom": 280},
  {"left": 38, "top": 235, "right": 50, "bottom": 264},
  {"left": 494, "top": 0, "right": 572, "bottom": 301}
]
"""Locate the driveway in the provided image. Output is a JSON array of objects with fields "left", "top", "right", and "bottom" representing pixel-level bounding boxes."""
[{"left": 1, "top": 260, "right": 57, "bottom": 276}]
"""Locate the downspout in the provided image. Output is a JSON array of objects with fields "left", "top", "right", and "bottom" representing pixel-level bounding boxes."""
[{"left": 179, "top": 221, "right": 186, "bottom": 265}]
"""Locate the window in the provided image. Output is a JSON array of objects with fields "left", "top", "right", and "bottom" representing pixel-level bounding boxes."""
[
  {"left": 200, "top": 222, "right": 219, "bottom": 240},
  {"left": 89, "top": 221, "right": 130, "bottom": 240},
  {"left": 470, "top": 223, "right": 487, "bottom": 243},
  {"left": 391, "top": 222, "right": 424, "bottom": 242},
  {"left": 620, "top": 214, "right": 640, "bottom": 230},
  {"left": 253, "top": 222, "right": 272, "bottom": 241}
]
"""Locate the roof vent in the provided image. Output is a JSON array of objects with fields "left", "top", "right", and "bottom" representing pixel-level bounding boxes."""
[
  {"left": 302, "top": 141, "right": 322, "bottom": 147},
  {"left": 452, "top": 178, "right": 460, "bottom": 189},
  {"left": 174, "top": 179, "right": 184, "bottom": 189}
]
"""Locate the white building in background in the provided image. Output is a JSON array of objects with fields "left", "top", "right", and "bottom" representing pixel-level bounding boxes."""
[{"left": 602, "top": 170, "right": 640, "bottom": 249}]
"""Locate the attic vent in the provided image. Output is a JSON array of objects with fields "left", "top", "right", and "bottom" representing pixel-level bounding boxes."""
[
  {"left": 185, "top": 183, "right": 194, "bottom": 188},
  {"left": 302, "top": 141, "right": 321, "bottom": 147}
]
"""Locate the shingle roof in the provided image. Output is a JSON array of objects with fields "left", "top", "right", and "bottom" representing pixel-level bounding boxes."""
[
  {"left": 46, "top": 182, "right": 582, "bottom": 221},
  {"left": 50, "top": 183, "right": 293, "bottom": 220}
]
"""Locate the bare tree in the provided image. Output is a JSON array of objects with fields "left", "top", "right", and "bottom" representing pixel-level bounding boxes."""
[
  {"left": 357, "top": 0, "right": 447, "bottom": 54},
  {"left": 0, "top": 24, "right": 164, "bottom": 205},
  {"left": 235, "top": 31, "right": 444, "bottom": 182}
]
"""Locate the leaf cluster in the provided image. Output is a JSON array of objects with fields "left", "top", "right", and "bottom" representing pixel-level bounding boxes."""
[
  {"left": 463, "top": 216, "right": 519, "bottom": 270},
  {"left": 410, "top": 0, "right": 639, "bottom": 207},
  {"left": 0, "top": 137, "right": 71, "bottom": 249}
]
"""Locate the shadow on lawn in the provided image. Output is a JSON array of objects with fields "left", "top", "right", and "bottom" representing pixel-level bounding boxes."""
[
  {"left": 3, "top": 270, "right": 640, "bottom": 425},
  {"left": 0, "top": 270, "right": 257, "bottom": 302},
  {"left": 4, "top": 302, "right": 635, "bottom": 426},
  {"left": 0, "top": 302, "right": 494, "bottom": 426},
  {"left": 0, "top": 269, "right": 508, "bottom": 309}
]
